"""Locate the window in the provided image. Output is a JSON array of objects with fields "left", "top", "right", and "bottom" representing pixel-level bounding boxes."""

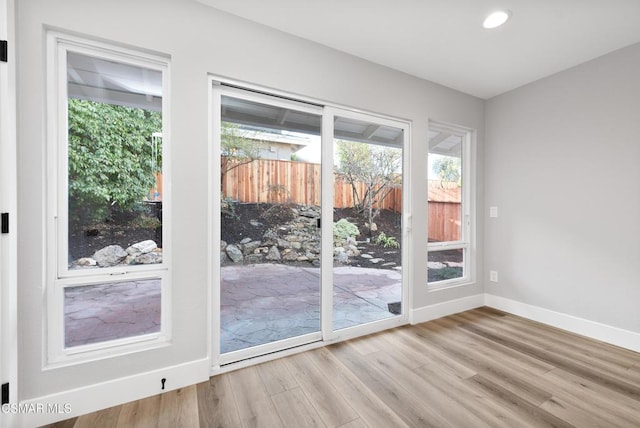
[
  {"left": 47, "top": 33, "right": 170, "bottom": 363},
  {"left": 427, "top": 123, "right": 472, "bottom": 287}
]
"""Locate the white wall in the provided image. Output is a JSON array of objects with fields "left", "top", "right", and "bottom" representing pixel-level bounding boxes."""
[
  {"left": 16, "top": 0, "right": 484, "bottom": 406},
  {"left": 485, "top": 42, "right": 640, "bottom": 333}
]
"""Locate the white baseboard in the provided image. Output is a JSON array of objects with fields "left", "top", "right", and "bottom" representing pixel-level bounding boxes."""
[
  {"left": 485, "top": 294, "right": 640, "bottom": 353},
  {"left": 19, "top": 358, "right": 210, "bottom": 427},
  {"left": 410, "top": 294, "right": 484, "bottom": 324}
]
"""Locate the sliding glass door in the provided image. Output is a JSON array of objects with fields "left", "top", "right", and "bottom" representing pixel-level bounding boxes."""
[
  {"left": 212, "top": 85, "right": 409, "bottom": 365},
  {"left": 214, "top": 87, "right": 324, "bottom": 363},
  {"left": 331, "top": 113, "right": 405, "bottom": 332}
]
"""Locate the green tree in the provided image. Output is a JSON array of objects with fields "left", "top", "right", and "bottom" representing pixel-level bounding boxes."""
[
  {"left": 336, "top": 140, "right": 401, "bottom": 229},
  {"left": 67, "top": 98, "right": 162, "bottom": 224},
  {"left": 432, "top": 156, "right": 461, "bottom": 185}
]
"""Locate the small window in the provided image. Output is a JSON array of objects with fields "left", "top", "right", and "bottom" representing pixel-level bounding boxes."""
[
  {"left": 47, "top": 33, "right": 170, "bottom": 362},
  {"left": 427, "top": 123, "right": 472, "bottom": 287}
]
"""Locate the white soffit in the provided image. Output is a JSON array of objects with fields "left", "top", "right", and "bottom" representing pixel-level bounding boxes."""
[{"left": 196, "top": 0, "right": 640, "bottom": 99}]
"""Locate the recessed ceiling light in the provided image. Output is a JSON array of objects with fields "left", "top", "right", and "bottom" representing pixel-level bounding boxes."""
[{"left": 483, "top": 10, "right": 511, "bottom": 29}]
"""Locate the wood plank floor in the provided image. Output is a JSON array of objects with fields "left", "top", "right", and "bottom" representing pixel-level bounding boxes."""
[{"left": 45, "top": 307, "right": 640, "bottom": 427}]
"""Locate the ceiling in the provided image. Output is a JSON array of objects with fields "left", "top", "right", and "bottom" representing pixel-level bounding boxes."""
[{"left": 196, "top": 0, "right": 640, "bottom": 99}]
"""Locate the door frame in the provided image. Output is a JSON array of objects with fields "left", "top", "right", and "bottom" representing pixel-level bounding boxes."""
[
  {"left": 209, "top": 78, "right": 411, "bottom": 371},
  {"left": 0, "top": 0, "right": 17, "bottom": 423}
]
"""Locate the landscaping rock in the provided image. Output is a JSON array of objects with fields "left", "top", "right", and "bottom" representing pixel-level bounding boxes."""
[
  {"left": 220, "top": 240, "right": 229, "bottom": 263},
  {"left": 226, "top": 245, "right": 244, "bottom": 263},
  {"left": 126, "top": 240, "right": 157, "bottom": 257},
  {"left": 369, "top": 258, "right": 384, "bottom": 264},
  {"left": 240, "top": 237, "right": 252, "bottom": 245},
  {"left": 382, "top": 262, "right": 397, "bottom": 267},
  {"left": 265, "top": 246, "right": 281, "bottom": 261},
  {"left": 242, "top": 240, "right": 262, "bottom": 255},
  {"left": 76, "top": 257, "right": 97, "bottom": 267},
  {"left": 428, "top": 261, "right": 446, "bottom": 269},
  {"left": 361, "top": 254, "right": 373, "bottom": 259},
  {"left": 249, "top": 220, "right": 263, "bottom": 227},
  {"left": 299, "top": 206, "right": 320, "bottom": 218},
  {"left": 94, "top": 245, "right": 128, "bottom": 267},
  {"left": 262, "top": 230, "right": 279, "bottom": 245},
  {"left": 134, "top": 252, "right": 163, "bottom": 264},
  {"left": 282, "top": 250, "right": 300, "bottom": 261},
  {"left": 244, "top": 254, "right": 264, "bottom": 264}
]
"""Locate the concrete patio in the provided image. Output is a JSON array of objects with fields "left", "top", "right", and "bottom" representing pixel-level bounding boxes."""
[{"left": 64, "top": 264, "right": 401, "bottom": 353}]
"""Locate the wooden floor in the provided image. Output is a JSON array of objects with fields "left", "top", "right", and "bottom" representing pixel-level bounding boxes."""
[{"left": 46, "top": 307, "right": 640, "bottom": 427}]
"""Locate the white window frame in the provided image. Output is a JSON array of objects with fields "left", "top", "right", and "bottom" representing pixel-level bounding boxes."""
[
  {"left": 427, "top": 121, "right": 475, "bottom": 289},
  {"left": 45, "top": 32, "right": 172, "bottom": 366}
]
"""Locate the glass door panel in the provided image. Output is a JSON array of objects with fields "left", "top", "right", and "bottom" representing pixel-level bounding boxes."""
[
  {"left": 332, "top": 115, "right": 404, "bottom": 330},
  {"left": 218, "top": 93, "right": 323, "bottom": 355}
]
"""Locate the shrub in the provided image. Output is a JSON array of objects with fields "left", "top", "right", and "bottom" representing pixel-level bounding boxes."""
[
  {"left": 375, "top": 232, "right": 399, "bottom": 248},
  {"left": 333, "top": 218, "right": 360, "bottom": 243}
]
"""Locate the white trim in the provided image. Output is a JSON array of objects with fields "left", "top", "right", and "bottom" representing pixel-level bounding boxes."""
[
  {"left": 409, "top": 294, "right": 484, "bottom": 324},
  {"left": 45, "top": 31, "right": 172, "bottom": 365},
  {"left": 484, "top": 294, "right": 640, "bottom": 353},
  {"left": 427, "top": 121, "right": 475, "bottom": 288},
  {"left": 0, "top": 0, "right": 17, "bottom": 425},
  {"left": 18, "top": 358, "right": 209, "bottom": 428},
  {"left": 321, "top": 107, "right": 335, "bottom": 340}
]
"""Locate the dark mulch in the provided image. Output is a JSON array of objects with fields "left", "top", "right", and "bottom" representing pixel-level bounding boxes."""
[
  {"left": 68, "top": 203, "right": 161, "bottom": 261},
  {"left": 69, "top": 202, "right": 405, "bottom": 269}
]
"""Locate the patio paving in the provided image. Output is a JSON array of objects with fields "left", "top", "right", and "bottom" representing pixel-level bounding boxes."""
[
  {"left": 221, "top": 264, "right": 401, "bottom": 353},
  {"left": 63, "top": 264, "right": 401, "bottom": 353}
]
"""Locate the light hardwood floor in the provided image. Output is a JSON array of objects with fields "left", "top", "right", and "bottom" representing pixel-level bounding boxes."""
[{"left": 45, "top": 307, "right": 640, "bottom": 427}]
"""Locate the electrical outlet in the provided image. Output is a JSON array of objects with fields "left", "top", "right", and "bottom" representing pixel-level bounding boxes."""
[
  {"left": 489, "top": 206, "right": 498, "bottom": 218},
  {"left": 489, "top": 270, "right": 498, "bottom": 282}
]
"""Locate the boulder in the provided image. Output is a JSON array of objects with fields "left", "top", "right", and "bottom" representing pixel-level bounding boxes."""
[
  {"left": 265, "top": 246, "right": 281, "bottom": 261},
  {"left": 75, "top": 257, "right": 97, "bottom": 267},
  {"left": 93, "top": 245, "right": 128, "bottom": 267},
  {"left": 226, "top": 245, "right": 244, "bottom": 263},
  {"left": 244, "top": 254, "right": 264, "bottom": 264},
  {"left": 126, "top": 240, "right": 157, "bottom": 257},
  {"left": 282, "top": 251, "right": 300, "bottom": 261},
  {"left": 243, "top": 240, "right": 262, "bottom": 255},
  {"left": 134, "top": 252, "right": 163, "bottom": 264},
  {"left": 299, "top": 206, "right": 320, "bottom": 218}
]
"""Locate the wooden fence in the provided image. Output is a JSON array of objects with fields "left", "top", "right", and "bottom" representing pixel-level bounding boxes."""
[
  {"left": 222, "top": 158, "right": 404, "bottom": 212},
  {"left": 151, "top": 157, "right": 462, "bottom": 241}
]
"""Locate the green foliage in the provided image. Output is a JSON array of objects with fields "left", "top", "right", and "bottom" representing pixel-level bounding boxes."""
[
  {"left": 375, "top": 232, "right": 399, "bottom": 248},
  {"left": 333, "top": 218, "right": 360, "bottom": 242},
  {"left": 67, "top": 98, "right": 161, "bottom": 224},
  {"left": 336, "top": 140, "right": 401, "bottom": 228},
  {"left": 432, "top": 156, "right": 461, "bottom": 185}
]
